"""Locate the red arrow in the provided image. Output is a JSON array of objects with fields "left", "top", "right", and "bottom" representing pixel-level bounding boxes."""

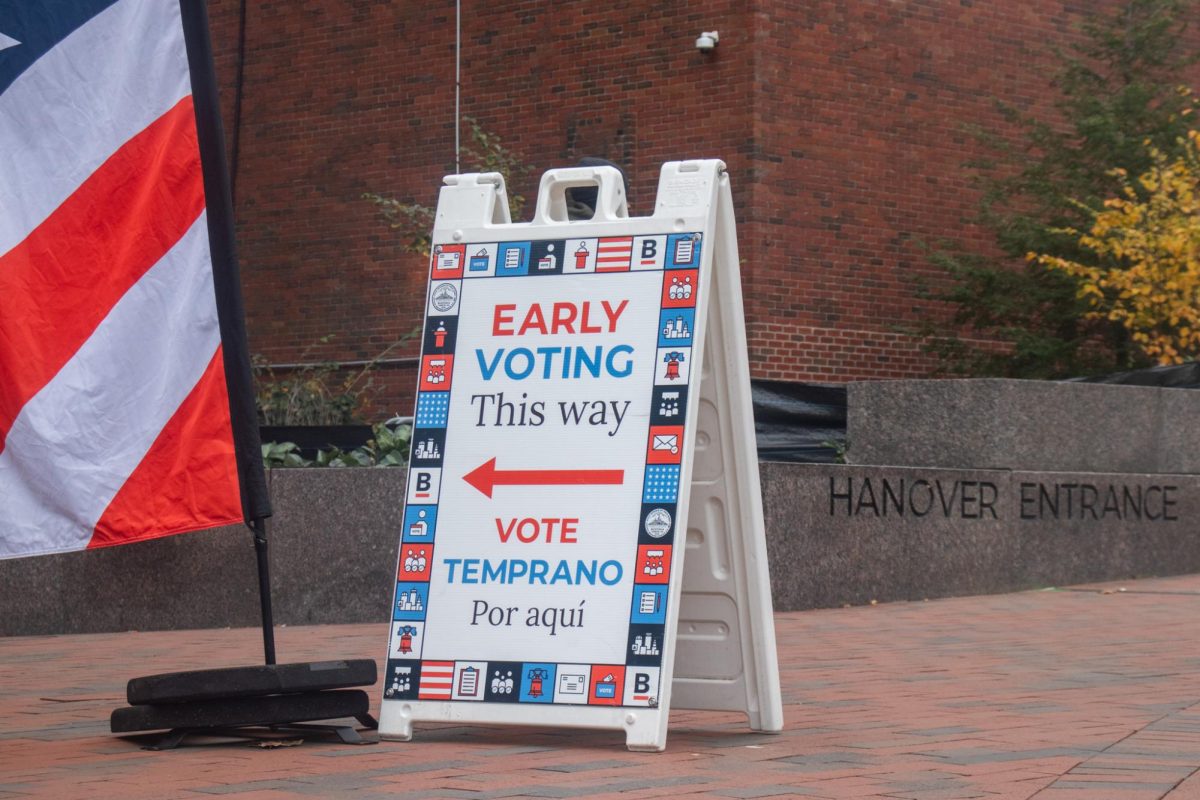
[{"left": 463, "top": 457, "right": 624, "bottom": 498}]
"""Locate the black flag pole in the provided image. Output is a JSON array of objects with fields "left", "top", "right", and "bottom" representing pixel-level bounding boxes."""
[
  {"left": 108, "top": 0, "right": 377, "bottom": 747},
  {"left": 250, "top": 518, "right": 276, "bottom": 665},
  {"left": 180, "top": 0, "right": 277, "bottom": 667}
]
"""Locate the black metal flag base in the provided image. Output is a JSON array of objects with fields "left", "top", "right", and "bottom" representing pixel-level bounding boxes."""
[
  {"left": 112, "top": 521, "right": 379, "bottom": 749},
  {"left": 110, "top": 662, "right": 380, "bottom": 749},
  {"left": 111, "top": 687, "right": 378, "bottom": 750}
]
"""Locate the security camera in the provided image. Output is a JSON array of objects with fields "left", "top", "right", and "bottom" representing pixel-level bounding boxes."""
[{"left": 695, "top": 31, "right": 719, "bottom": 52}]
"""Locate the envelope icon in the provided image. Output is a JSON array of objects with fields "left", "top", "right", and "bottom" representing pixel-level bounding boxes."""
[{"left": 653, "top": 434, "right": 678, "bottom": 453}]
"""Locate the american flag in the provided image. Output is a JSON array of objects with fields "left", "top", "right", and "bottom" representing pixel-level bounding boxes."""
[
  {"left": 596, "top": 236, "right": 633, "bottom": 271},
  {"left": 418, "top": 661, "right": 454, "bottom": 700},
  {"left": 0, "top": 1, "right": 268, "bottom": 559}
]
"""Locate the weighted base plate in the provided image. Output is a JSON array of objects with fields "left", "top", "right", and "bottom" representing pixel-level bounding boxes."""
[
  {"left": 111, "top": 689, "right": 375, "bottom": 734},
  {"left": 127, "top": 660, "right": 376, "bottom": 705},
  {"left": 139, "top": 721, "right": 376, "bottom": 750}
]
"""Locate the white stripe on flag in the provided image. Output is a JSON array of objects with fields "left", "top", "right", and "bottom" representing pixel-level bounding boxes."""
[
  {"left": 0, "top": 0, "right": 191, "bottom": 257},
  {"left": 0, "top": 215, "right": 220, "bottom": 558}
]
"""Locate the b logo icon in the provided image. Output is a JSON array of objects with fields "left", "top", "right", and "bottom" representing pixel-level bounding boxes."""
[
  {"left": 407, "top": 468, "right": 442, "bottom": 504},
  {"left": 640, "top": 240, "right": 657, "bottom": 260},
  {"left": 623, "top": 666, "right": 660, "bottom": 706}
]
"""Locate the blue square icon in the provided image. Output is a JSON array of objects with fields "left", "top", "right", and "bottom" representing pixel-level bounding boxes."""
[
  {"left": 496, "top": 242, "right": 531, "bottom": 276},
  {"left": 415, "top": 392, "right": 450, "bottom": 427},
  {"left": 658, "top": 308, "right": 695, "bottom": 348},
  {"left": 630, "top": 585, "right": 668, "bottom": 624},
  {"left": 519, "top": 663, "right": 556, "bottom": 703},
  {"left": 666, "top": 233, "right": 702, "bottom": 268},
  {"left": 393, "top": 582, "right": 428, "bottom": 621},
  {"left": 403, "top": 505, "right": 437, "bottom": 542},
  {"left": 643, "top": 465, "right": 680, "bottom": 503}
]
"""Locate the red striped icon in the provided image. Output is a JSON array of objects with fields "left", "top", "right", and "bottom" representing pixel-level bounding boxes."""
[
  {"left": 418, "top": 661, "right": 455, "bottom": 699},
  {"left": 596, "top": 237, "right": 633, "bottom": 271}
]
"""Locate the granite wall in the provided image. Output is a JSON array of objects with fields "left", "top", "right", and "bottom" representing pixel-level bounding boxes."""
[
  {"left": 6, "top": 460, "right": 1198, "bottom": 636},
  {"left": 0, "top": 469, "right": 405, "bottom": 637},
  {"left": 762, "top": 463, "right": 1200, "bottom": 612},
  {"left": 847, "top": 379, "right": 1200, "bottom": 474}
]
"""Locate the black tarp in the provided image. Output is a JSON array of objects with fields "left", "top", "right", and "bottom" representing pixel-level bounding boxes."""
[
  {"left": 1068, "top": 361, "right": 1200, "bottom": 388},
  {"left": 748, "top": 363, "right": 1200, "bottom": 465},
  {"left": 752, "top": 379, "right": 847, "bottom": 463}
]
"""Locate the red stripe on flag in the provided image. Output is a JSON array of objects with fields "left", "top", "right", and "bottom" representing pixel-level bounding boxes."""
[
  {"left": 0, "top": 96, "right": 204, "bottom": 452},
  {"left": 89, "top": 346, "right": 242, "bottom": 548}
]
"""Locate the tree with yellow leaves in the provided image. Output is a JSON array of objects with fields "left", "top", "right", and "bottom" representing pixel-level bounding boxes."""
[{"left": 1033, "top": 130, "right": 1200, "bottom": 364}]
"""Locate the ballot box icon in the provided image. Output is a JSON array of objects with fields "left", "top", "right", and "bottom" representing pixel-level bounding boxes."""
[{"left": 594, "top": 674, "right": 617, "bottom": 698}]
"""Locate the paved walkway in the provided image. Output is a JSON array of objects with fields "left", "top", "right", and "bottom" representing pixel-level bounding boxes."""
[{"left": 3, "top": 574, "right": 1200, "bottom": 799}]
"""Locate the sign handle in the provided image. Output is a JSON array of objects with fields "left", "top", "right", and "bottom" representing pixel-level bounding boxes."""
[{"left": 532, "top": 165, "right": 628, "bottom": 223}]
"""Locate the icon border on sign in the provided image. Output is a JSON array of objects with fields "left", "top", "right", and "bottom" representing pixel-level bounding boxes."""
[
  {"left": 651, "top": 386, "right": 687, "bottom": 425},
  {"left": 496, "top": 242, "right": 531, "bottom": 276},
  {"left": 655, "top": 347, "right": 691, "bottom": 385},
  {"left": 483, "top": 661, "right": 523, "bottom": 703},
  {"left": 414, "top": 392, "right": 450, "bottom": 428},
  {"left": 396, "top": 542, "right": 434, "bottom": 578},
  {"left": 417, "top": 659, "right": 455, "bottom": 700},
  {"left": 424, "top": 316, "right": 458, "bottom": 354},
  {"left": 518, "top": 662, "right": 557, "bottom": 703},
  {"left": 564, "top": 238, "right": 598, "bottom": 273},
  {"left": 419, "top": 354, "right": 454, "bottom": 392},
  {"left": 646, "top": 425, "right": 685, "bottom": 465},
  {"left": 636, "top": 544, "right": 672, "bottom": 585},
  {"left": 451, "top": 661, "right": 488, "bottom": 701},
  {"left": 406, "top": 467, "right": 442, "bottom": 504},
  {"left": 389, "top": 620, "right": 426, "bottom": 659},
  {"left": 463, "top": 243, "right": 498, "bottom": 277},
  {"left": 391, "top": 228, "right": 718, "bottom": 712},
  {"left": 643, "top": 506, "right": 673, "bottom": 540},
  {"left": 657, "top": 308, "right": 695, "bottom": 348},
  {"left": 402, "top": 504, "right": 438, "bottom": 542},
  {"left": 587, "top": 665, "right": 626, "bottom": 706},
  {"left": 408, "top": 429, "right": 447, "bottom": 468},
  {"left": 553, "top": 664, "right": 592, "bottom": 704},
  {"left": 430, "top": 243, "right": 466, "bottom": 279},
  {"left": 627, "top": 624, "right": 666, "bottom": 666},
  {"left": 623, "top": 666, "right": 662, "bottom": 707},
  {"left": 393, "top": 581, "right": 429, "bottom": 621},
  {"left": 428, "top": 281, "right": 461, "bottom": 316},
  {"left": 632, "top": 235, "right": 667, "bottom": 271},
  {"left": 595, "top": 236, "right": 633, "bottom": 272},
  {"left": 383, "top": 659, "right": 421, "bottom": 700},
  {"left": 642, "top": 464, "right": 681, "bottom": 504},
  {"left": 666, "top": 232, "right": 702, "bottom": 269},
  {"left": 397, "top": 542, "right": 434, "bottom": 582},
  {"left": 661, "top": 269, "right": 699, "bottom": 308},
  {"left": 530, "top": 240, "right": 566, "bottom": 276},
  {"left": 630, "top": 584, "right": 668, "bottom": 625}
]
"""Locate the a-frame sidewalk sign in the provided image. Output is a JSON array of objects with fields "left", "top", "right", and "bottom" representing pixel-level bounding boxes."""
[{"left": 379, "top": 160, "right": 783, "bottom": 751}]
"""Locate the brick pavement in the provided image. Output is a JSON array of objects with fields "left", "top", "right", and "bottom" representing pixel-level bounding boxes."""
[{"left": 2, "top": 574, "right": 1200, "bottom": 799}]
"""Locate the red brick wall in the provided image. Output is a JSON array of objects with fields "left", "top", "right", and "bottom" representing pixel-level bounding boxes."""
[
  {"left": 204, "top": 1, "right": 1198, "bottom": 418},
  {"left": 744, "top": 2, "right": 1085, "bottom": 381}
]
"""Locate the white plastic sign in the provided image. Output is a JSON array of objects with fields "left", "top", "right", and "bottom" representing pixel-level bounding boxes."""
[{"left": 380, "top": 161, "right": 782, "bottom": 751}]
